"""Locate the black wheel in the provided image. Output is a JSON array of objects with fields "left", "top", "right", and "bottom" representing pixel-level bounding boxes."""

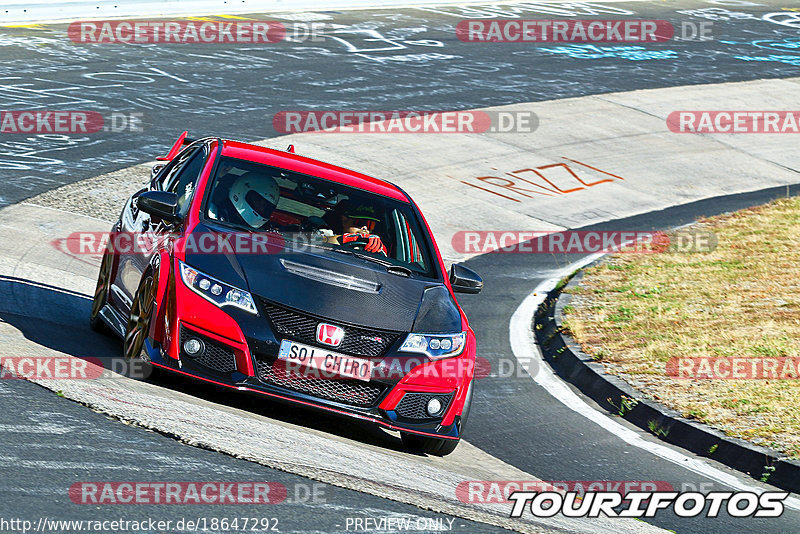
[
  {"left": 460, "top": 380, "right": 474, "bottom": 429},
  {"left": 401, "top": 433, "right": 460, "bottom": 456},
  {"left": 123, "top": 274, "right": 155, "bottom": 364},
  {"left": 400, "top": 382, "right": 473, "bottom": 457},
  {"left": 89, "top": 250, "right": 113, "bottom": 333}
]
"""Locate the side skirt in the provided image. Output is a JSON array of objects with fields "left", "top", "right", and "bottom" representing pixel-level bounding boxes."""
[{"left": 99, "top": 303, "right": 127, "bottom": 339}]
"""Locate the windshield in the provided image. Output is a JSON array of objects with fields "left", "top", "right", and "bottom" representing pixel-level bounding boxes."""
[{"left": 203, "top": 156, "right": 436, "bottom": 278}]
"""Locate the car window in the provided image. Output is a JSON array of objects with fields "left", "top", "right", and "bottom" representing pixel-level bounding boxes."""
[
  {"left": 204, "top": 156, "right": 436, "bottom": 278},
  {"left": 167, "top": 148, "right": 207, "bottom": 216},
  {"left": 156, "top": 145, "right": 199, "bottom": 192},
  {"left": 392, "top": 209, "right": 427, "bottom": 269}
]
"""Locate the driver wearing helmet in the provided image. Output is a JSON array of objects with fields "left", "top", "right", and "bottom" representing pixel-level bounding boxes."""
[
  {"left": 209, "top": 172, "right": 281, "bottom": 231},
  {"left": 335, "top": 205, "right": 387, "bottom": 255}
]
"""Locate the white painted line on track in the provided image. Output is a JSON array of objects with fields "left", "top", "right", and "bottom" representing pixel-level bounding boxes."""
[{"left": 508, "top": 254, "right": 800, "bottom": 511}]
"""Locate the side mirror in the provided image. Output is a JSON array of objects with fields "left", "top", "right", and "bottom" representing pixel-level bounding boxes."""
[
  {"left": 449, "top": 263, "right": 482, "bottom": 294},
  {"left": 151, "top": 163, "right": 166, "bottom": 180},
  {"left": 137, "top": 191, "right": 180, "bottom": 223}
]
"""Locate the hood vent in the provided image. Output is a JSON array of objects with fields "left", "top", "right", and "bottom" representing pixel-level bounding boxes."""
[{"left": 280, "top": 259, "right": 381, "bottom": 294}]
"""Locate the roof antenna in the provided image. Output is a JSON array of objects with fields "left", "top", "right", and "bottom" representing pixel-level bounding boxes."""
[{"left": 287, "top": 144, "right": 295, "bottom": 153}]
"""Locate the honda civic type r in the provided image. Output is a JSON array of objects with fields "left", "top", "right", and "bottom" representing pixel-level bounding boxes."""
[{"left": 90, "top": 133, "right": 483, "bottom": 455}]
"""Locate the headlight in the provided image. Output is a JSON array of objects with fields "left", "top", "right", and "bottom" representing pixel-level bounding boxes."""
[
  {"left": 179, "top": 261, "right": 257, "bottom": 315},
  {"left": 400, "top": 332, "right": 466, "bottom": 360}
]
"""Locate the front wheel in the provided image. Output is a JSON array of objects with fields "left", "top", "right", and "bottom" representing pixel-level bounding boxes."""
[
  {"left": 401, "top": 433, "right": 460, "bottom": 456},
  {"left": 89, "top": 250, "right": 113, "bottom": 333},
  {"left": 123, "top": 274, "right": 156, "bottom": 366},
  {"left": 401, "top": 381, "right": 473, "bottom": 456}
]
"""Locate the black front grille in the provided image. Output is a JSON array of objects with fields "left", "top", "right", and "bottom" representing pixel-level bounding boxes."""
[
  {"left": 180, "top": 326, "right": 237, "bottom": 374},
  {"left": 260, "top": 299, "right": 401, "bottom": 358},
  {"left": 395, "top": 392, "right": 453, "bottom": 420},
  {"left": 256, "top": 359, "right": 386, "bottom": 407}
]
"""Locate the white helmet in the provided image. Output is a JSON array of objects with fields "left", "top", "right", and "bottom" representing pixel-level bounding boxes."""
[{"left": 229, "top": 173, "right": 280, "bottom": 229}]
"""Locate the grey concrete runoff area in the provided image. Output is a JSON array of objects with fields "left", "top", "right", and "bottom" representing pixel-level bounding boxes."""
[{"left": 2, "top": 2, "right": 800, "bottom": 533}]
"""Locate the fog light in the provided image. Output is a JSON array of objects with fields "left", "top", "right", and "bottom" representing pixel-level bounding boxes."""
[
  {"left": 183, "top": 338, "right": 203, "bottom": 355},
  {"left": 427, "top": 397, "right": 443, "bottom": 416}
]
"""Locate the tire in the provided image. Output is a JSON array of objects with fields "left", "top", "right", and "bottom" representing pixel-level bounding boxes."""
[
  {"left": 460, "top": 380, "right": 474, "bottom": 430},
  {"left": 400, "top": 381, "right": 474, "bottom": 457},
  {"left": 123, "top": 274, "right": 156, "bottom": 368},
  {"left": 89, "top": 250, "right": 113, "bottom": 333},
  {"left": 401, "top": 433, "right": 461, "bottom": 456}
]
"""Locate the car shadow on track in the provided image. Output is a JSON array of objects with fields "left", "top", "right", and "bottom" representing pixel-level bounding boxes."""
[{"left": 0, "top": 275, "right": 417, "bottom": 455}]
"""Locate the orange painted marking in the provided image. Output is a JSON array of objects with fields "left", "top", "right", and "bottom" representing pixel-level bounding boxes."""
[
  {"left": 562, "top": 158, "right": 626, "bottom": 181},
  {"left": 461, "top": 181, "right": 520, "bottom": 202},
  {"left": 462, "top": 159, "right": 626, "bottom": 202},
  {"left": 512, "top": 166, "right": 584, "bottom": 194},
  {"left": 476, "top": 176, "right": 553, "bottom": 198}
]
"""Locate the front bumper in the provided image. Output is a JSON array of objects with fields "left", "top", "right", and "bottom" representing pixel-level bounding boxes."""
[{"left": 151, "top": 280, "right": 474, "bottom": 440}]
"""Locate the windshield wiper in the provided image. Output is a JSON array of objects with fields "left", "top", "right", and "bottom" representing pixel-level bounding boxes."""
[{"left": 331, "top": 248, "right": 412, "bottom": 276}]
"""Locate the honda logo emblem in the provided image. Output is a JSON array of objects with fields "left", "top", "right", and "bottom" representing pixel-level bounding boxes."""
[{"left": 316, "top": 323, "right": 345, "bottom": 347}]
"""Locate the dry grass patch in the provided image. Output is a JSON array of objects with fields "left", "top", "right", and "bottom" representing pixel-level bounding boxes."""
[{"left": 564, "top": 196, "right": 800, "bottom": 458}]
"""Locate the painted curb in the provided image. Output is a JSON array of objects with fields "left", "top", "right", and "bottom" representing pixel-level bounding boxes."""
[{"left": 534, "top": 268, "right": 800, "bottom": 494}]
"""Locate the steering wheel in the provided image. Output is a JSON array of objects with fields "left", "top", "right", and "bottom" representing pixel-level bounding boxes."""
[{"left": 339, "top": 236, "right": 370, "bottom": 251}]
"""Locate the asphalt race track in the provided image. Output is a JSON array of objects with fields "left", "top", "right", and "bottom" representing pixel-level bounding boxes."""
[{"left": 2, "top": 1, "right": 800, "bottom": 533}]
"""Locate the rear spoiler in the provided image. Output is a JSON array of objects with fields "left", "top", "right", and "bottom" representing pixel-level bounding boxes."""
[
  {"left": 156, "top": 131, "right": 198, "bottom": 161},
  {"left": 158, "top": 133, "right": 296, "bottom": 162}
]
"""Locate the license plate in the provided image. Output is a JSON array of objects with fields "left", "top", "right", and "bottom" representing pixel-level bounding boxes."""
[{"left": 277, "top": 340, "right": 374, "bottom": 382}]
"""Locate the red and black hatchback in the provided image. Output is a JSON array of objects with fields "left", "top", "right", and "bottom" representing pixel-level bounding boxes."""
[{"left": 90, "top": 133, "right": 482, "bottom": 455}]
